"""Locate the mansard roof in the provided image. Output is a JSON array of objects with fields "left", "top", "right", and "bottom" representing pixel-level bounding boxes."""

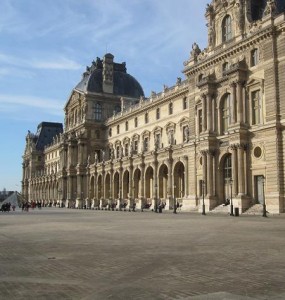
[
  {"left": 74, "top": 55, "right": 144, "bottom": 99},
  {"left": 35, "top": 122, "right": 63, "bottom": 151}
]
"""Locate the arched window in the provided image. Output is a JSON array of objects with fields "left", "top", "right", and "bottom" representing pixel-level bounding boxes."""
[
  {"left": 224, "top": 154, "right": 232, "bottom": 183},
  {"left": 221, "top": 94, "right": 232, "bottom": 133},
  {"left": 222, "top": 15, "right": 232, "bottom": 42},
  {"left": 94, "top": 102, "right": 102, "bottom": 120}
]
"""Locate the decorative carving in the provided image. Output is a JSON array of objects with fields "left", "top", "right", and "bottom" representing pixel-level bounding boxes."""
[
  {"left": 263, "top": 0, "right": 277, "bottom": 17},
  {"left": 190, "top": 43, "right": 201, "bottom": 62}
]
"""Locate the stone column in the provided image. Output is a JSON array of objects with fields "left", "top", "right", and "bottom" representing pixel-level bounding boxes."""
[
  {"left": 183, "top": 156, "right": 189, "bottom": 197},
  {"left": 139, "top": 163, "right": 145, "bottom": 209},
  {"left": 202, "top": 151, "right": 207, "bottom": 195},
  {"left": 242, "top": 84, "right": 247, "bottom": 124},
  {"left": 206, "top": 151, "right": 213, "bottom": 197},
  {"left": 167, "top": 158, "right": 173, "bottom": 210},
  {"left": 202, "top": 95, "right": 206, "bottom": 132},
  {"left": 110, "top": 168, "right": 114, "bottom": 201},
  {"left": 153, "top": 153, "right": 158, "bottom": 210},
  {"left": 93, "top": 172, "right": 98, "bottom": 208},
  {"left": 236, "top": 81, "right": 243, "bottom": 124},
  {"left": 207, "top": 94, "right": 213, "bottom": 132},
  {"left": 231, "top": 82, "right": 237, "bottom": 124},
  {"left": 119, "top": 165, "right": 123, "bottom": 209},
  {"left": 237, "top": 144, "right": 245, "bottom": 195},
  {"left": 231, "top": 145, "right": 238, "bottom": 197},
  {"left": 128, "top": 166, "right": 133, "bottom": 209},
  {"left": 67, "top": 176, "right": 73, "bottom": 208}
]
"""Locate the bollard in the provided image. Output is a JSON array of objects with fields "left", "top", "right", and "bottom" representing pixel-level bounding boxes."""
[{"left": 234, "top": 207, "right": 239, "bottom": 217}]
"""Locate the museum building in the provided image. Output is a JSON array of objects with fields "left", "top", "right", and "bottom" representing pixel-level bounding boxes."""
[{"left": 22, "top": 0, "right": 285, "bottom": 214}]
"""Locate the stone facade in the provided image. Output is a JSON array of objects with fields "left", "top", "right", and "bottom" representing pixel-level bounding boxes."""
[{"left": 22, "top": 0, "right": 285, "bottom": 214}]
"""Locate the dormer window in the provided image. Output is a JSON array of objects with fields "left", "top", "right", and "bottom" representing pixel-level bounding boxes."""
[
  {"left": 198, "top": 74, "right": 205, "bottom": 83},
  {"left": 251, "top": 48, "right": 259, "bottom": 67},
  {"left": 94, "top": 102, "right": 102, "bottom": 121},
  {"left": 169, "top": 103, "right": 173, "bottom": 115},
  {"left": 222, "top": 62, "right": 229, "bottom": 73},
  {"left": 145, "top": 113, "right": 149, "bottom": 124},
  {"left": 222, "top": 15, "right": 232, "bottom": 42}
]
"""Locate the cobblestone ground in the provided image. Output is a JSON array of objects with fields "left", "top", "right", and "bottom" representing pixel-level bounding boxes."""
[{"left": 0, "top": 208, "right": 285, "bottom": 300}]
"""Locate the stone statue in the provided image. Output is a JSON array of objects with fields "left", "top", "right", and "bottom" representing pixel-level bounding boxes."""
[
  {"left": 101, "top": 150, "right": 105, "bottom": 161},
  {"left": 87, "top": 155, "right": 90, "bottom": 165},
  {"left": 94, "top": 152, "right": 98, "bottom": 164},
  {"left": 168, "top": 130, "right": 174, "bottom": 145},
  {"left": 154, "top": 135, "right": 160, "bottom": 150},
  {"left": 110, "top": 147, "right": 114, "bottom": 160},
  {"left": 183, "top": 126, "right": 190, "bottom": 142},
  {"left": 190, "top": 43, "right": 201, "bottom": 61}
]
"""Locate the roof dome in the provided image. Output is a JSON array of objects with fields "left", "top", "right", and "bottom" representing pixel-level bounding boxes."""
[{"left": 75, "top": 54, "right": 144, "bottom": 98}]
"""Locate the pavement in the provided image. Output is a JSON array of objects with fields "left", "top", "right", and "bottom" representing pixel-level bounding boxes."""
[{"left": 0, "top": 208, "right": 285, "bottom": 300}]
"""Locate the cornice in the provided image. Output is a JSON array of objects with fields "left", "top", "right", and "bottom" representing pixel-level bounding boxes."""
[
  {"left": 105, "top": 85, "right": 188, "bottom": 126},
  {"left": 184, "top": 25, "right": 274, "bottom": 76}
]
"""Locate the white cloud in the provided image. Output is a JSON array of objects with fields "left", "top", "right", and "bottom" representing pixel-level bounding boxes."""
[
  {"left": 0, "top": 52, "right": 82, "bottom": 71},
  {"left": 0, "top": 94, "right": 63, "bottom": 112}
]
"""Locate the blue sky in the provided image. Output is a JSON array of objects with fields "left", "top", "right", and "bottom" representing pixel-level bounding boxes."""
[{"left": 0, "top": 0, "right": 209, "bottom": 191}]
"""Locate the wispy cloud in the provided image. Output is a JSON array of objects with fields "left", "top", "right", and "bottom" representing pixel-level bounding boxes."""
[
  {"left": 0, "top": 52, "right": 82, "bottom": 71},
  {"left": 0, "top": 94, "right": 63, "bottom": 116}
]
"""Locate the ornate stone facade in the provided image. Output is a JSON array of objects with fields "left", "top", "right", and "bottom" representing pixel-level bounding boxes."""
[{"left": 22, "top": 1, "right": 285, "bottom": 214}]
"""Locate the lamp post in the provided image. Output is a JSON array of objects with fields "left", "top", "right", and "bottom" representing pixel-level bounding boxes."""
[
  {"left": 202, "top": 180, "right": 206, "bottom": 215},
  {"left": 229, "top": 178, "right": 234, "bottom": 216},
  {"left": 154, "top": 183, "right": 158, "bottom": 213},
  {"left": 262, "top": 176, "right": 267, "bottom": 217},
  {"left": 173, "top": 185, "right": 177, "bottom": 214}
]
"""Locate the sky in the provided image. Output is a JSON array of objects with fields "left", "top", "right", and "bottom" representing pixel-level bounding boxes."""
[{"left": 0, "top": 0, "right": 209, "bottom": 192}]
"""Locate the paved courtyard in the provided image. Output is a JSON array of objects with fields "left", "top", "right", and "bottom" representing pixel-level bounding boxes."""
[{"left": 0, "top": 208, "right": 285, "bottom": 300}]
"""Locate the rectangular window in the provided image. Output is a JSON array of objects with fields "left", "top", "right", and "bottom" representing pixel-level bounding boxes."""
[
  {"left": 116, "top": 146, "right": 120, "bottom": 158},
  {"left": 252, "top": 90, "right": 261, "bottom": 125},
  {"left": 117, "top": 125, "right": 120, "bottom": 134},
  {"left": 183, "top": 97, "right": 188, "bottom": 110},
  {"left": 156, "top": 108, "right": 160, "bottom": 120},
  {"left": 134, "top": 140, "right": 138, "bottom": 154},
  {"left": 134, "top": 117, "right": 138, "bottom": 127},
  {"left": 125, "top": 144, "right": 129, "bottom": 156},
  {"left": 94, "top": 102, "right": 102, "bottom": 121},
  {"left": 155, "top": 133, "right": 161, "bottom": 149},
  {"left": 125, "top": 121, "right": 128, "bottom": 131},
  {"left": 144, "top": 137, "right": 149, "bottom": 152},
  {"left": 251, "top": 49, "right": 259, "bottom": 67},
  {"left": 145, "top": 113, "right": 149, "bottom": 124},
  {"left": 198, "top": 109, "right": 203, "bottom": 133},
  {"left": 169, "top": 103, "right": 173, "bottom": 115}
]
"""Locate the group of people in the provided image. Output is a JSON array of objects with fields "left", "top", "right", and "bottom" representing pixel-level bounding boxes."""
[
  {"left": 0, "top": 202, "right": 16, "bottom": 212},
  {"left": 21, "top": 201, "right": 42, "bottom": 211}
]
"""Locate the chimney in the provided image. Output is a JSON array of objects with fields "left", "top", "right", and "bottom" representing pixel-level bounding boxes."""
[{"left": 103, "top": 53, "right": 114, "bottom": 93}]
